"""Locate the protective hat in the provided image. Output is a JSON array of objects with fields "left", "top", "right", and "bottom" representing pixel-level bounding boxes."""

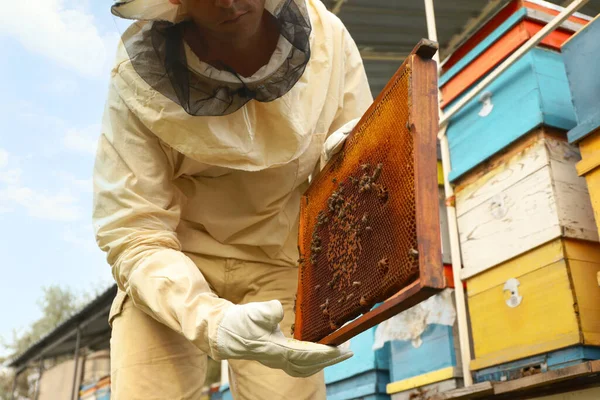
[
  {"left": 111, "top": 0, "right": 182, "bottom": 23},
  {"left": 113, "top": 0, "right": 312, "bottom": 116}
]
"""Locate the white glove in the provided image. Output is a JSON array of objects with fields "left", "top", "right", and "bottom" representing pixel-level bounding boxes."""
[
  {"left": 215, "top": 300, "right": 353, "bottom": 377},
  {"left": 322, "top": 118, "right": 360, "bottom": 163}
]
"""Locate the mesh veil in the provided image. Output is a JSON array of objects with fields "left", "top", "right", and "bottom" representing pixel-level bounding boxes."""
[{"left": 119, "top": 0, "right": 311, "bottom": 116}]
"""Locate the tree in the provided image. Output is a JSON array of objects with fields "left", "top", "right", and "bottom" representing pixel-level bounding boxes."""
[{"left": 0, "top": 285, "right": 89, "bottom": 400}]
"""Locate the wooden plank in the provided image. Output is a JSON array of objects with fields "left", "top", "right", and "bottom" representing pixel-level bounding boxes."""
[
  {"left": 569, "top": 258, "right": 600, "bottom": 346},
  {"left": 390, "top": 378, "right": 461, "bottom": 400},
  {"left": 458, "top": 166, "right": 562, "bottom": 279},
  {"left": 439, "top": 187, "right": 452, "bottom": 265},
  {"left": 433, "top": 381, "right": 494, "bottom": 399},
  {"left": 318, "top": 281, "right": 433, "bottom": 345},
  {"left": 548, "top": 139, "right": 599, "bottom": 242},
  {"left": 412, "top": 50, "right": 444, "bottom": 291},
  {"left": 466, "top": 238, "right": 564, "bottom": 296},
  {"left": 455, "top": 138, "right": 548, "bottom": 218},
  {"left": 469, "top": 259, "right": 581, "bottom": 370},
  {"left": 386, "top": 367, "right": 458, "bottom": 394},
  {"left": 493, "top": 361, "right": 594, "bottom": 394},
  {"left": 522, "top": 387, "right": 600, "bottom": 400}
]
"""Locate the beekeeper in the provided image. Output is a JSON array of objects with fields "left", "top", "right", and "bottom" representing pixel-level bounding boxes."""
[{"left": 93, "top": 0, "right": 373, "bottom": 398}]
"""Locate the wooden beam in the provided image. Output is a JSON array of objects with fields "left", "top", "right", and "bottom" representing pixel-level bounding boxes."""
[
  {"left": 440, "top": 0, "right": 511, "bottom": 62},
  {"left": 494, "top": 362, "right": 594, "bottom": 395},
  {"left": 359, "top": 50, "right": 408, "bottom": 61},
  {"left": 331, "top": 0, "right": 345, "bottom": 15},
  {"left": 431, "top": 382, "right": 494, "bottom": 399}
]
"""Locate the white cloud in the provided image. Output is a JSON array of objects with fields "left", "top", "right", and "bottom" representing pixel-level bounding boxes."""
[
  {"left": 0, "top": 149, "right": 7, "bottom": 169},
  {"left": 0, "top": 168, "right": 22, "bottom": 185},
  {"left": 56, "top": 171, "right": 93, "bottom": 193},
  {"left": 0, "top": 0, "right": 119, "bottom": 78},
  {"left": 0, "top": 149, "right": 82, "bottom": 221},
  {"left": 0, "top": 186, "right": 82, "bottom": 222},
  {"left": 0, "top": 149, "right": 21, "bottom": 185},
  {"left": 64, "top": 125, "right": 100, "bottom": 155},
  {"left": 63, "top": 225, "right": 97, "bottom": 252},
  {"left": 44, "top": 78, "right": 79, "bottom": 95}
]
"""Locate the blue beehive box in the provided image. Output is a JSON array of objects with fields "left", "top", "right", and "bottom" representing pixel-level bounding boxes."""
[
  {"left": 325, "top": 327, "right": 391, "bottom": 400},
  {"left": 445, "top": 47, "right": 577, "bottom": 182},
  {"left": 562, "top": 15, "right": 600, "bottom": 144},
  {"left": 474, "top": 346, "right": 600, "bottom": 383},
  {"left": 385, "top": 323, "right": 462, "bottom": 399},
  {"left": 389, "top": 324, "right": 459, "bottom": 384}
]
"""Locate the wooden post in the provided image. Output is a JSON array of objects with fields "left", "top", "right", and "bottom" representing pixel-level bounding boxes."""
[{"left": 71, "top": 327, "right": 81, "bottom": 400}]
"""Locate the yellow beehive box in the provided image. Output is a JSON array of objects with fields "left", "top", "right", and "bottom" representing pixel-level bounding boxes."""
[
  {"left": 455, "top": 128, "right": 598, "bottom": 279},
  {"left": 468, "top": 237, "right": 600, "bottom": 371},
  {"left": 576, "top": 129, "right": 600, "bottom": 237}
]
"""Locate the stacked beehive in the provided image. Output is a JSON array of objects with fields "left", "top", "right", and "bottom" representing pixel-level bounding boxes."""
[
  {"left": 384, "top": 160, "right": 464, "bottom": 399},
  {"left": 441, "top": 0, "right": 600, "bottom": 383},
  {"left": 324, "top": 328, "right": 392, "bottom": 400},
  {"left": 78, "top": 350, "right": 111, "bottom": 400},
  {"left": 562, "top": 15, "right": 600, "bottom": 237}
]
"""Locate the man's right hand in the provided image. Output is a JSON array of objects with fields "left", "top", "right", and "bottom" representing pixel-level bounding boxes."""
[{"left": 215, "top": 300, "right": 353, "bottom": 377}]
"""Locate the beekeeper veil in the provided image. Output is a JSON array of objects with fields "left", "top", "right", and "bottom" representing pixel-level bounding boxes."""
[{"left": 111, "top": 0, "right": 312, "bottom": 116}]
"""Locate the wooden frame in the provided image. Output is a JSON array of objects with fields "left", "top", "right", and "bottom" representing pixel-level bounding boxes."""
[{"left": 294, "top": 39, "right": 444, "bottom": 346}]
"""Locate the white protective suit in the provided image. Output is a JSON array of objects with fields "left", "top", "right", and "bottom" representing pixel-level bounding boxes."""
[{"left": 94, "top": 0, "right": 373, "bottom": 397}]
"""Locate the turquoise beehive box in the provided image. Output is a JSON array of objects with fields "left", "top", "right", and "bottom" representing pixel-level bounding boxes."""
[
  {"left": 389, "top": 324, "right": 459, "bottom": 384},
  {"left": 325, "top": 327, "right": 391, "bottom": 400},
  {"left": 445, "top": 47, "right": 577, "bottom": 182},
  {"left": 562, "top": 15, "right": 600, "bottom": 144}
]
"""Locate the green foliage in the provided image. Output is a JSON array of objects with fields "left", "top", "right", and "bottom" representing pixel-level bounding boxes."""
[{"left": 0, "top": 285, "right": 97, "bottom": 399}]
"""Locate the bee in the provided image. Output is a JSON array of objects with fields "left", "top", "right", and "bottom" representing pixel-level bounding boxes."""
[
  {"left": 372, "top": 163, "right": 383, "bottom": 181},
  {"left": 365, "top": 226, "right": 373, "bottom": 232},
  {"left": 290, "top": 324, "right": 295, "bottom": 336},
  {"left": 330, "top": 321, "right": 339, "bottom": 331},
  {"left": 314, "top": 285, "right": 321, "bottom": 291},
  {"left": 409, "top": 248, "right": 419, "bottom": 256},
  {"left": 378, "top": 257, "right": 389, "bottom": 267},
  {"left": 361, "top": 163, "right": 370, "bottom": 170},
  {"left": 352, "top": 281, "right": 361, "bottom": 287},
  {"left": 346, "top": 293, "right": 354, "bottom": 301},
  {"left": 359, "top": 296, "right": 368, "bottom": 307},
  {"left": 361, "top": 214, "right": 368, "bottom": 223}
]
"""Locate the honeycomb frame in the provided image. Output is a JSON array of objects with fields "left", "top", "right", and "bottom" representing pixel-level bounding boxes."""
[{"left": 294, "top": 40, "right": 444, "bottom": 345}]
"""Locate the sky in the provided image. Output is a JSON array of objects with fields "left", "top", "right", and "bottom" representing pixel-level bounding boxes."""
[{"left": 0, "top": 0, "right": 134, "bottom": 355}]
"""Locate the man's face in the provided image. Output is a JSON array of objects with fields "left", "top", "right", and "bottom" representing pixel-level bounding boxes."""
[{"left": 181, "top": 0, "right": 267, "bottom": 37}]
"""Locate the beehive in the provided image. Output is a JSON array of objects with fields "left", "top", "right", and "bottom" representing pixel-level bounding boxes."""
[
  {"left": 441, "top": 0, "right": 590, "bottom": 76},
  {"left": 468, "top": 238, "right": 600, "bottom": 371},
  {"left": 445, "top": 47, "right": 577, "bottom": 182},
  {"left": 563, "top": 15, "right": 600, "bottom": 238},
  {"left": 455, "top": 129, "right": 598, "bottom": 278},
  {"left": 294, "top": 41, "right": 443, "bottom": 345}
]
